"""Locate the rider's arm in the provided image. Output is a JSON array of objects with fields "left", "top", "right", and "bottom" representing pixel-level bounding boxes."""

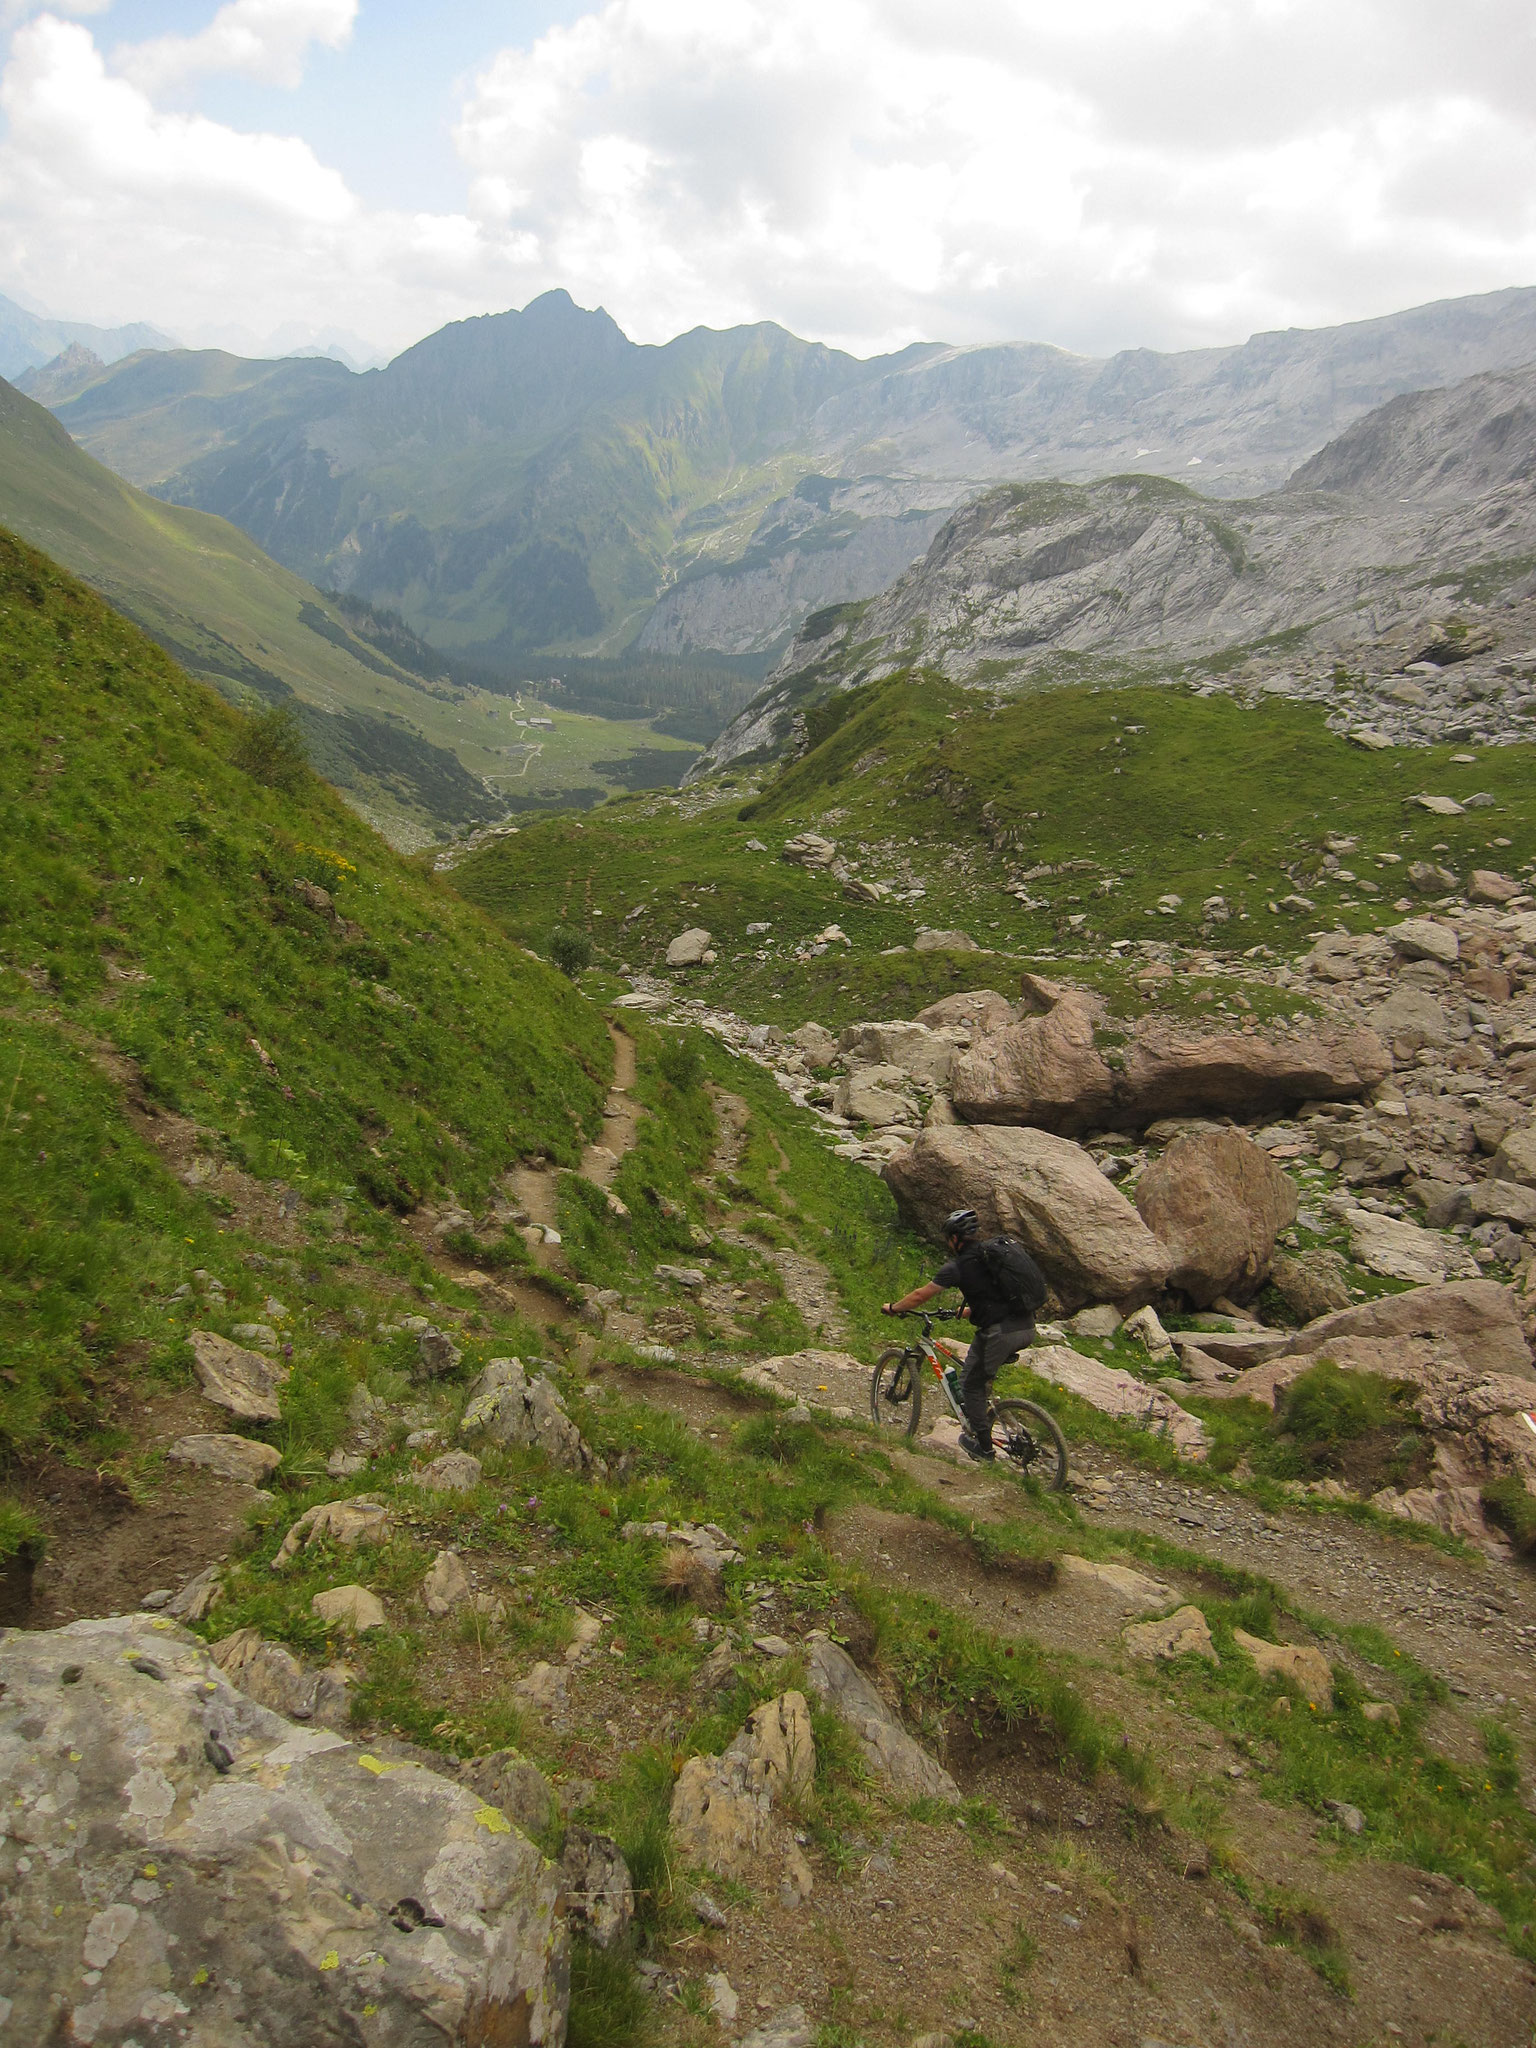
[{"left": 883, "top": 1280, "right": 944, "bottom": 1314}]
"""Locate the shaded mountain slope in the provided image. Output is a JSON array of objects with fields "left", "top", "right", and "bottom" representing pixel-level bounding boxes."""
[{"left": 0, "top": 374, "right": 506, "bottom": 837}]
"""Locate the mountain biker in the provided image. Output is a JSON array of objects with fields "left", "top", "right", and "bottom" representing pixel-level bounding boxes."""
[{"left": 882, "top": 1209, "right": 1044, "bottom": 1462}]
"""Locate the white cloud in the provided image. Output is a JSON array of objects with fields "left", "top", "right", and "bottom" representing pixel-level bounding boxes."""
[
  {"left": 452, "top": 0, "right": 1536, "bottom": 355},
  {"left": 117, "top": 0, "right": 356, "bottom": 94},
  {"left": 0, "top": 0, "right": 1534, "bottom": 361}
]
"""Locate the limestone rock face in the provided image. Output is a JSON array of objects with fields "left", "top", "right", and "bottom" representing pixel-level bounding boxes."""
[
  {"left": 189, "top": 1330, "right": 290, "bottom": 1421},
  {"left": 1134, "top": 1129, "right": 1299, "bottom": 1307},
  {"left": 209, "top": 1627, "right": 353, "bottom": 1727},
  {"left": 882, "top": 1124, "right": 1170, "bottom": 1311},
  {"left": 948, "top": 991, "right": 1387, "bottom": 1135},
  {"left": 0, "top": 1614, "right": 567, "bottom": 2048},
  {"left": 803, "top": 1638, "right": 959, "bottom": 1802},
  {"left": 460, "top": 1356, "right": 597, "bottom": 1472},
  {"left": 167, "top": 1432, "right": 282, "bottom": 1484}
]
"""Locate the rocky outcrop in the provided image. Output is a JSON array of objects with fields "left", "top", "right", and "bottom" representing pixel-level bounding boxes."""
[
  {"left": 916, "top": 989, "right": 1017, "bottom": 1034},
  {"left": 670, "top": 1694, "right": 816, "bottom": 1899},
  {"left": 839, "top": 1020, "right": 957, "bottom": 1090},
  {"left": 948, "top": 990, "right": 1388, "bottom": 1135},
  {"left": 459, "top": 1356, "right": 598, "bottom": 1472},
  {"left": 0, "top": 1614, "right": 567, "bottom": 2047},
  {"left": 882, "top": 1124, "right": 1170, "bottom": 1311},
  {"left": 1135, "top": 1129, "right": 1300, "bottom": 1306},
  {"left": 1276, "top": 1279, "right": 1533, "bottom": 1379},
  {"left": 802, "top": 1638, "right": 959, "bottom": 1802}
]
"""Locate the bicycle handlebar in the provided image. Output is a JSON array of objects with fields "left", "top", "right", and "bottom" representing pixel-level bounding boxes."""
[{"left": 885, "top": 1306, "right": 964, "bottom": 1323}]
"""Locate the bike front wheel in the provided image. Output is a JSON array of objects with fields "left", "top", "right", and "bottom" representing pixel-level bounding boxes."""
[
  {"left": 870, "top": 1347, "right": 924, "bottom": 1440},
  {"left": 991, "top": 1398, "right": 1068, "bottom": 1491}
]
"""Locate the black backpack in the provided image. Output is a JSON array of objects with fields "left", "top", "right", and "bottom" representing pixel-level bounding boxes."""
[{"left": 980, "top": 1236, "right": 1048, "bottom": 1317}]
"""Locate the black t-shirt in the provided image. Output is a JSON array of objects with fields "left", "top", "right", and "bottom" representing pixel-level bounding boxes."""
[{"left": 935, "top": 1242, "right": 1027, "bottom": 1332}]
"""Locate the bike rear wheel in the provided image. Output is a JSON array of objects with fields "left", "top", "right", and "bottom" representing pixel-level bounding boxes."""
[
  {"left": 991, "top": 1398, "right": 1068, "bottom": 1490},
  {"left": 870, "top": 1347, "right": 924, "bottom": 1439}
]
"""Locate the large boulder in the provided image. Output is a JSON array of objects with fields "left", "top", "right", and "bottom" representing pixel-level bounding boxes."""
[
  {"left": 949, "top": 991, "right": 1116, "bottom": 1133},
  {"left": 666, "top": 928, "right": 713, "bottom": 967},
  {"left": 0, "top": 1614, "right": 567, "bottom": 2047},
  {"left": 1134, "top": 1130, "right": 1299, "bottom": 1307},
  {"left": 948, "top": 988, "right": 1388, "bottom": 1135},
  {"left": 1369, "top": 986, "right": 1458, "bottom": 1053},
  {"left": 882, "top": 1125, "right": 1169, "bottom": 1311},
  {"left": 1345, "top": 1210, "right": 1479, "bottom": 1285}
]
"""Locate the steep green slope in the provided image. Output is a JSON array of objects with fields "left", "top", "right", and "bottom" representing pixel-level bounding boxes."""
[
  {"left": 0, "top": 375, "right": 514, "bottom": 839},
  {"left": 454, "top": 673, "right": 1536, "bottom": 1027},
  {"left": 0, "top": 528, "right": 609, "bottom": 1490}
]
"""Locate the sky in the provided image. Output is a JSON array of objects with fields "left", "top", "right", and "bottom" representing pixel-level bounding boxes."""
[{"left": 0, "top": 0, "right": 1534, "bottom": 366}]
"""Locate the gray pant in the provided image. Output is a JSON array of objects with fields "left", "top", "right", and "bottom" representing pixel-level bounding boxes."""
[{"left": 960, "top": 1321, "right": 1034, "bottom": 1443}]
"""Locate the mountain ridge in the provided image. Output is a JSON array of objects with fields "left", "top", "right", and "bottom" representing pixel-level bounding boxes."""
[{"left": 36, "top": 283, "right": 1536, "bottom": 663}]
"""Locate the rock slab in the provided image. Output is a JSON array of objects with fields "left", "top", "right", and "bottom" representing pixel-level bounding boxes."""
[
  {"left": 1123, "top": 1606, "right": 1219, "bottom": 1665},
  {"left": 460, "top": 1356, "right": 598, "bottom": 1472},
  {"left": 167, "top": 1432, "right": 282, "bottom": 1484},
  {"left": 803, "top": 1637, "right": 960, "bottom": 1802},
  {"left": 0, "top": 1614, "right": 566, "bottom": 2047},
  {"left": 189, "top": 1329, "right": 290, "bottom": 1422}
]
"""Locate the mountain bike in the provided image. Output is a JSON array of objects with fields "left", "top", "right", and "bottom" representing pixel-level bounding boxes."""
[{"left": 869, "top": 1308, "right": 1068, "bottom": 1489}]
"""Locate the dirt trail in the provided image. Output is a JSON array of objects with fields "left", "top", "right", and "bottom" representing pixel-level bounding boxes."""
[
  {"left": 708, "top": 1087, "right": 851, "bottom": 1345},
  {"left": 514, "top": 1018, "right": 638, "bottom": 1252}
]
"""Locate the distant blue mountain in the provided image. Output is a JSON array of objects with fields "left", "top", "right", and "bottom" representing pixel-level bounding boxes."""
[{"left": 0, "top": 291, "right": 177, "bottom": 381}]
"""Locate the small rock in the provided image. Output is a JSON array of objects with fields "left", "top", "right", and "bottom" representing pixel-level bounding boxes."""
[
  {"left": 1360, "top": 1701, "right": 1400, "bottom": 1728},
  {"left": 1324, "top": 1799, "right": 1365, "bottom": 1835},
  {"left": 706, "top": 1972, "right": 739, "bottom": 2024},
  {"left": 416, "top": 1450, "right": 483, "bottom": 1493},
  {"left": 189, "top": 1329, "right": 290, "bottom": 1422},
  {"left": 561, "top": 1827, "right": 633, "bottom": 1949},
  {"left": 311, "top": 1584, "right": 387, "bottom": 1632},
  {"left": 422, "top": 1548, "right": 472, "bottom": 1616},
  {"left": 740, "top": 2005, "right": 813, "bottom": 2048},
  {"left": 1122, "top": 1606, "right": 1219, "bottom": 1665},
  {"left": 271, "top": 1495, "right": 390, "bottom": 1568},
  {"left": 513, "top": 1661, "right": 570, "bottom": 1716},
  {"left": 168, "top": 1432, "right": 283, "bottom": 1485},
  {"left": 692, "top": 1891, "right": 729, "bottom": 1929},
  {"left": 1057, "top": 1555, "right": 1174, "bottom": 1613},
  {"left": 754, "top": 1634, "right": 793, "bottom": 1657},
  {"left": 655, "top": 1264, "right": 706, "bottom": 1288},
  {"left": 1232, "top": 1628, "right": 1333, "bottom": 1709},
  {"left": 418, "top": 1328, "right": 463, "bottom": 1378},
  {"left": 138, "top": 1589, "right": 173, "bottom": 1611}
]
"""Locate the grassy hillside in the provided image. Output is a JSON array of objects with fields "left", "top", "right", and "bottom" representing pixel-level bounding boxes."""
[
  {"left": 0, "top": 528, "right": 610, "bottom": 1499},
  {"left": 0, "top": 377, "right": 699, "bottom": 840},
  {"left": 454, "top": 671, "right": 1536, "bottom": 1027}
]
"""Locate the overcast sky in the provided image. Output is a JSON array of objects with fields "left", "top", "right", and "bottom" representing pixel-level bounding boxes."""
[{"left": 1, "top": 0, "right": 1533, "bottom": 364}]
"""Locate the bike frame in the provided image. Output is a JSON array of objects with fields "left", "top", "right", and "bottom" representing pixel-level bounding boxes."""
[{"left": 892, "top": 1310, "right": 970, "bottom": 1419}]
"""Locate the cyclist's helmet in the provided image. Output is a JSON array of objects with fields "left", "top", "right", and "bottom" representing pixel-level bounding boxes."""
[{"left": 943, "top": 1208, "right": 981, "bottom": 1241}]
